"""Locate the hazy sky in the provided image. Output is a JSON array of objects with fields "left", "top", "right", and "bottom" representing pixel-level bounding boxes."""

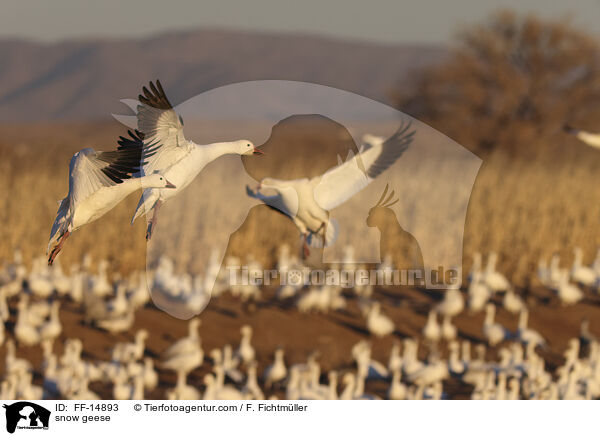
[{"left": 1, "top": 0, "right": 598, "bottom": 44}]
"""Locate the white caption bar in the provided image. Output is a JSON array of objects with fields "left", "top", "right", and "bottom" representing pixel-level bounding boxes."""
[{"left": 0, "top": 400, "right": 592, "bottom": 435}]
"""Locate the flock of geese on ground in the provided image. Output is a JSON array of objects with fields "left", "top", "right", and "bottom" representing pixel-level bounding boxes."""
[
  {"left": 1, "top": 243, "right": 600, "bottom": 400},
  {"left": 8, "top": 81, "right": 600, "bottom": 400}
]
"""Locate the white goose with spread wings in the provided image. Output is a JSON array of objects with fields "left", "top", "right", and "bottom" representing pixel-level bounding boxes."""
[
  {"left": 246, "top": 120, "right": 415, "bottom": 257},
  {"left": 564, "top": 125, "right": 600, "bottom": 149},
  {"left": 130, "top": 80, "right": 262, "bottom": 239},
  {"left": 47, "top": 130, "right": 175, "bottom": 265}
]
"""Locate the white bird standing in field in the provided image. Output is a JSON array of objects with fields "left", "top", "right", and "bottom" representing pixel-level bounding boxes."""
[
  {"left": 47, "top": 129, "right": 175, "bottom": 264},
  {"left": 422, "top": 310, "right": 441, "bottom": 343},
  {"left": 0, "top": 250, "right": 26, "bottom": 298},
  {"left": 129, "top": 80, "right": 262, "bottom": 239},
  {"left": 552, "top": 270, "right": 583, "bottom": 305},
  {"left": 436, "top": 287, "right": 464, "bottom": 318},
  {"left": 366, "top": 301, "right": 395, "bottom": 337},
  {"left": 570, "top": 247, "right": 597, "bottom": 287},
  {"left": 167, "top": 373, "right": 201, "bottom": 400},
  {"left": 468, "top": 252, "right": 482, "bottom": 284},
  {"left": 387, "top": 369, "right": 407, "bottom": 400},
  {"left": 441, "top": 315, "right": 457, "bottom": 341},
  {"left": 407, "top": 355, "right": 449, "bottom": 387},
  {"left": 246, "top": 120, "right": 415, "bottom": 257},
  {"left": 516, "top": 309, "right": 546, "bottom": 348},
  {"left": 235, "top": 325, "right": 256, "bottom": 365},
  {"left": 482, "top": 304, "right": 506, "bottom": 346},
  {"left": 242, "top": 363, "right": 264, "bottom": 400},
  {"left": 112, "top": 329, "right": 148, "bottom": 363},
  {"left": 264, "top": 348, "right": 287, "bottom": 388},
  {"left": 27, "top": 258, "right": 54, "bottom": 298},
  {"left": 15, "top": 296, "right": 41, "bottom": 346},
  {"left": 87, "top": 260, "right": 112, "bottom": 298},
  {"left": 161, "top": 318, "right": 203, "bottom": 384},
  {"left": 468, "top": 270, "right": 491, "bottom": 312},
  {"left": 503, "top": 288, "right": 525, "bottom": 314},
  {"left": 39, "top": 301, "right": 62, "bottom": 347},
  {"left": 482, "top": 252, "right": 511, "bottom": 293},
  {"left": 96, "top": 309, "right": 135, "bottom": 334},
  {"left": 564, "top": 125, "right": 600, "bottom": 149},
  {"left": 162, "top": 318, "right": 202, "bottom": 359}
]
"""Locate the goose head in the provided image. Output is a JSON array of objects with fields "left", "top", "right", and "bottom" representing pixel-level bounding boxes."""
[
  {"left": 142, "top": 173, "right": 176, "bottom": 189},
  {"left": 136, "top": 329, "right": 149, "bottom": 343},
  {"left": 203, "top": 373, "right": 215, "bottom": 387},
  {"left": 233, "top": 140, "right": 261, "bottom": 156},
  {"left": 486, "top": 252, "right": 498, "bottom": 271},
  {"left": 240, "top": 325, "right": 253, "bottom": 339},
  {"left": 369, "top": 301, "right": 381, "bottom": 315},
  {"left": 274, "top": 347, "right": 285, "bottom": 361},
  {"left": 328, "top": 370, "right": 338, "bottom": 385},
  {"left": 210, "top": 348, "right": 223, "bottom": 364}
]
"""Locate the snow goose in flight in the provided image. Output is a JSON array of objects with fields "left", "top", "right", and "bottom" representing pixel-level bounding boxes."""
[
  {"left": 246, "top": 120, "right": 415, "bottom": 257},
  {"left": 130, "top": 80, "right": 262, "bottom": 239},
  {"left": 564, "top": 125, "right": 600, "bottom": 149},
  {"left": 47, "top": 130, "right": 175, "bottom": 265}
]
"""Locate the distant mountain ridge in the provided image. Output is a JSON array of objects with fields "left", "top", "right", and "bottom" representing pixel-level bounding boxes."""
[{"left": 0, "top": 29, "right": 445, "bottom": 121}]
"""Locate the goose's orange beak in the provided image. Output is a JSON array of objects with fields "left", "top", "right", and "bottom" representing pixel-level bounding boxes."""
[
  {"left": 253, "top": 147, "right": 264, "bottom": 155},
  {"left": 165, "top": 179, "right": 177, "bottom": 189}
]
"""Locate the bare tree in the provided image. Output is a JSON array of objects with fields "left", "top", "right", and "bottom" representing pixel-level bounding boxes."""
[{"left": 393, "top": 10, "right": 600, "bottom": 156}]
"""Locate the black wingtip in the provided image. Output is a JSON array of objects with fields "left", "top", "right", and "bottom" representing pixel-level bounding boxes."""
[
  {"left": 563, "top": 124, "right": 578, "bottom": 135},
  {"left": 117, "top": 129, "right": 145, "bottom": 149},
  {"left": 99, "top": 128, "right": 155, "bottom": 182},
  {"left": 138, "top": 79, "right": 173, "bottom": 109}
]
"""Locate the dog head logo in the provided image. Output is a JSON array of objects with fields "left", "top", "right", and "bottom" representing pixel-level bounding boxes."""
[{"left": 3, "top": 402, "right": 50, "bottom": 433}]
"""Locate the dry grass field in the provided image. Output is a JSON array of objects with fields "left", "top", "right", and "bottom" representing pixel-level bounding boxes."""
[
  {"left": 1, "top": 116, "right": 598, "bottom": 288},
  {"left": 2, "top": 9, "right": 600, "bottom": 403},
  {"left": 1, "top": 90, "right": 599, "bottom": 401}
]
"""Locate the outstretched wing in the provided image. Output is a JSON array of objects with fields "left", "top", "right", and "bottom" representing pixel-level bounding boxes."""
[
  {"left": 313, "top": 120, "right": 415, "bottom": 211},
  {"left": 563, "top": 125, "right": 600, "bottom": 149},
  {"left": 70, "top": 130, "right": 155, "bottom": 207},
  {"left": 96, "top": 130, "right": 159, "bottom": 183},
  {"left": 245, "top": 185, "right": 298, "bottom": 218},
  {"left": 137, "top": 80, "right": 192, "bottom": 173}
]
